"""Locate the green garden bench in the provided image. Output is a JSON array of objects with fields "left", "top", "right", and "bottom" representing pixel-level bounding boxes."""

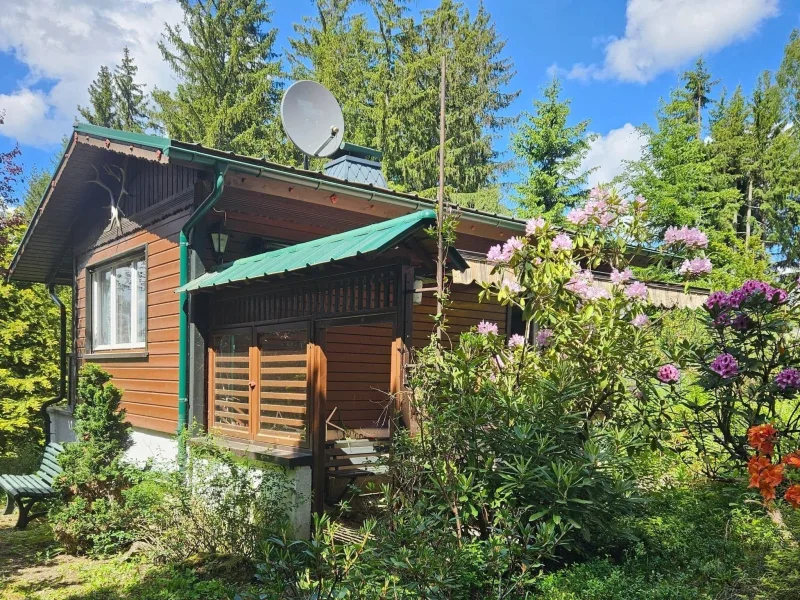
[{"left": 0, "top": 442, "right": 64, "bottom": 529}]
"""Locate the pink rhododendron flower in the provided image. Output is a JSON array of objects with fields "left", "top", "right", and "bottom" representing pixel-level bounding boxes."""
[
  {"left": 502, "top": 236, "right": 524, "bottom": 260},
  {"left": 508, "top": 334, "right": 526, "bottom": 348},
  {"left": 631, "top": 314, "right": 650, "bottom": 328},
  {"left": 566, "top": 270, "right": 611, "bottom": 301},
  {"left": 566, "top": 208, "right": 589, "bottom": 225},
  {"left": 535, "top": 328, "right": 554, "bottom": 347},
  {"left": 625, "top": 281, "right": 648, "bottom": 301},
  {"left": 679, "top": 257, "right": 712, "bottom": 277},
  {"left": 551, "top": 233, "right": 573, "bottom": 252},
  {"left": 525, "top": 217, "right": 546, "bottom": 235},
  {"left": 501, "top": 278, "right": 522, "bottom": 294},
  {"left": 710, "top": 353, "right": 738, "bottom": 378},
  {"left": 477, "top": 321, "right": 499, "bottom": 335},
  {"left": 486, "top": 244, "right": 504, "bottom": 263},
  {"left": 657, "top": 364, "right": 681, "bottom": 384},
  {"left": 633, "top": 195, "right": 647, "bottom": 212},
  {"left": 663, "top": 226, "right": 708, "bottom": 249},
  {"left": 610, "top": 268, "right": 633, "bottom": 285}
]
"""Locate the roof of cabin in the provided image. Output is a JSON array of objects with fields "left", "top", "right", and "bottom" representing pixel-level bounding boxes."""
[{"left": 8, "top": 122, "right": 670, "bottom": 286}]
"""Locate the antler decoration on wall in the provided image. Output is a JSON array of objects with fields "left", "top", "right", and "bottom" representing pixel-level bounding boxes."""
[{"left": 88, "top": 156, "right": 130, "bottom": 233}]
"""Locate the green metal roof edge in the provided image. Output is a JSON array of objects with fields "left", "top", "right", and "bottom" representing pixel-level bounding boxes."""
[
  {"left": 73, "top": 123, "right": 171, "bottom": 151},
  {"left": 177, "top": 209, "right": 459, "bottom": 293}
]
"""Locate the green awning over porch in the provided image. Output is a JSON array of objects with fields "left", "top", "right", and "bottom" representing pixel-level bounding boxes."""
[{"left": 176, "top": 209, "right": 467, "bottom": 293}]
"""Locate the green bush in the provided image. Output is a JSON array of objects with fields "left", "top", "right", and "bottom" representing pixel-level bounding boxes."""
[
  {"left": 135, "top": 435, "right": 291, "bottom": 563},
  {"left": 49, "top": 364, "right": 136, "bottom": 555}
]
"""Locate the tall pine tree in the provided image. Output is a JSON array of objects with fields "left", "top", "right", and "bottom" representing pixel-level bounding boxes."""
[
  {"left": 113, "top": 47, "right": 148, "bottom": 133},
  {"left": 683, "top": 58, "right": 718, "bottom": 140},
  {"left": 78, "top": 66, "right": 116, "bottom": 128},
  {"left": 288, "top": 0, "right": 382, "bottom": 150},
  {"left": 393, "top": 0, "right": 517, "bottom": 198},
  {"left": 778, "top": 29, "right": 800, "bottom": 129},
  {"left": 153, "top": 0, "right": 292, "bottom": 162},
  {"left": 511, "top": 77, "right": 594, "bottom": 218}
]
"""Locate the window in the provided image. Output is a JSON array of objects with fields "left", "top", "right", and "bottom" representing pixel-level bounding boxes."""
[{"left": 91, "top": 253, "right": 146, "bottom": 350}]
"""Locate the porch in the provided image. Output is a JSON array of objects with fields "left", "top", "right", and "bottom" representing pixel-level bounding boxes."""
[{"left": 180, "top": 210, "right": 466, "bottom": 513}]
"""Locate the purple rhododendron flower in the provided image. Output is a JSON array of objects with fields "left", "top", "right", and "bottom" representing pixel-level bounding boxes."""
[
  {"left": 713, "top": 312, "right": 732, "bottom": 328},
  {"left": 710, "top": 353, "right": 738, "bottom": 378},
  {"left": 663, "top": 226, "right": 708, "bottom": 249},
  {"left": 551, "top": 233, "right": 573, "bottom": 252},
  {"left": 657, "top": 364, "right": 681, "bottom": 384},
  {"left": 705, "top": 291, "right": 730, "bottom": 313},
  {"left": 610, "top": 268, "right": 633, "bottom": 285},
  {"left": 679, "top": 257, "right": 712, "bottom": 277},
  {"left": 535, "top": 328, "right": 554, "bottom": 347},
  {"left": 776, "top": 368, "right": 800, "bottom": 391},
  {"left": 726, "top": 280, "right": 788, "bottom": 308},
  {"left": 731, "top": 314, "right": 752, "bottom": 331},
  {"left": 508, "top": 334, "right": 526, "bottom": 348},
  {"left": 625, "top": 281, "right": 648, "bottom": 301},
  {"left": 631, "top": 314, "right": 650, "bottom": 328},
  {"left": 525, "top": 217, "right": 546, "bottom": 235},
  {"left": 477, "top": 320, "right": 499, "bottom": 335}
]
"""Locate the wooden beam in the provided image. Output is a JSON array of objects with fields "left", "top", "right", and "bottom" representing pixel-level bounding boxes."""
[{"left": 310, "top": 338, "right": 327, "bottom": 516}]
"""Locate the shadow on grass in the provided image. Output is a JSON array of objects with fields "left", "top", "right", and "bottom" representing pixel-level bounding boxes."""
[{"left": 0, "top": 513, "right": 254, "bottom": 600}]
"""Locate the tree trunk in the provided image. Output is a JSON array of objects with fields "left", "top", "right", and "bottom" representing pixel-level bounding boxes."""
[
  {"left": 745, "top": 178, "right": 753, "bottom": 244},
  {"left": 697, "top": 95, "right": 702, "bottom": 141}
]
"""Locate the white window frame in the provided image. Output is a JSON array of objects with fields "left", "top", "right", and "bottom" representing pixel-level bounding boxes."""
[{"left": 90, "top": 253, "right": 146, "bottom": 351}]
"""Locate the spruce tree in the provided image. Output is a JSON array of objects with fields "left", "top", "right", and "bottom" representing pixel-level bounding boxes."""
[
  {"left": 512, "top": 77, "right": 594, "bottom": 218},
  {"left": 153, "top": 0, "right": 292, "bottom": 162},
  {"left": 683, "top": 58, "right": 718, "bottom": 140},
  {"left": 386, "top": 0, "right": 518, "bottom": 199},
  {"left": 78, "top": 66, "right": 116, "bottom": 128},
  {"left": 288, "top": 0, "right": 381, "bottom": 150},
  {"left": 778, "top": 29, "right": 800, "bottom": 128},
  {"left": 113, "top": 47, "right": 148, "bottom": 133}
]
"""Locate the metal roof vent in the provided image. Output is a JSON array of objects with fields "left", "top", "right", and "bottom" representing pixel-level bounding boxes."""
[{"left": 323, "top": 143, "right": 387, "bottom": 188}]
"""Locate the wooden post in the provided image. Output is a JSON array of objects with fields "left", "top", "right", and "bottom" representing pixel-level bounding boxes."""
[
  {"left": 310, "top": 338, "right": 327, "bottom": 516},
  {"left": 436, "top": 54, "right": 446, "bottom": 339}
]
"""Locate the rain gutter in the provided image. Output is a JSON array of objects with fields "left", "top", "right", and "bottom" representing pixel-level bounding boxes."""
[{"left": 177, "top": 164, "right": 227, "bottom": 439}]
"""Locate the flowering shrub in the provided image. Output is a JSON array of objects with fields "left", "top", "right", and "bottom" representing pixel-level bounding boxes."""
[
  {"left": 746, "top": 424, "right": 800, "bottom": 508},
  {"left": 480, "top": 186, "right": 708, "bottom": 437},
  {"left": 662, "top": 278, "right": 800, "bottom": 470}
]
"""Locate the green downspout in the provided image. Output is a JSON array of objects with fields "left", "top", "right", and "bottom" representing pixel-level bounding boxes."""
[{"left": 177, "top": 165, "right": 227, "bottom": 443}]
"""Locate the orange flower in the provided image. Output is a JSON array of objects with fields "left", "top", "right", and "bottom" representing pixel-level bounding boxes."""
[
  {"left": 785, "top": 485, "right": 800, "bottom": 508},
  {"left": 748, "top": 456, "right": 784, "bottom": 503},
  {"left": 748, "top": 455, "right": 771, "bottom": 488},
  {"left": 783, "top": 451, "right": 800, "bottom": 468},
  {"left": 748, "top": 424, "right": 778, "bottom": 455}
]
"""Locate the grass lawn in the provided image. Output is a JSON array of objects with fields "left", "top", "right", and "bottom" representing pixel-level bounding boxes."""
[{"left": 0, "top": 514, "right": 251, "bottom": 600}]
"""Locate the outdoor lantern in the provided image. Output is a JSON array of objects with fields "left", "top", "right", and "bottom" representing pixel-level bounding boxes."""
[
  {"left": 413, "top": 278, "right": 424, "bottom": 305},
  {"left": 210, "top": 222, "right": 229, "bottom": 263}
]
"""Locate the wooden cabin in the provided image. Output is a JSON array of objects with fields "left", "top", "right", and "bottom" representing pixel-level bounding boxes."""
[{"left": 8, "top": 124, "right": 707, "bottom": 534}]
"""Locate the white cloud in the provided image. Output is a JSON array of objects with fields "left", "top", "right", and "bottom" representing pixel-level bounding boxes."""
[
  {"left": 581, "top": 123, "right": 646, "bottom": 188},
  {"left": 567, "top": 0, "right": 780, "bottom": 83},
  {"left": 0, "top": 0, "right": 183, "bottom": 148}
]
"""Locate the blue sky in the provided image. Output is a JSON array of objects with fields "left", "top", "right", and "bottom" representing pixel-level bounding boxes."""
[{"left": 0, "top": 0, "right": 797, "bottom": 200}]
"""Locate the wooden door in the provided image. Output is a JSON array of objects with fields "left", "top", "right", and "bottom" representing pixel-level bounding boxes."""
[
  {"left": 255, "top": 323, "right": 311, "bottom": 447},
  {"left": 208, "top": 328, "right": 254, "bottom": 439}
]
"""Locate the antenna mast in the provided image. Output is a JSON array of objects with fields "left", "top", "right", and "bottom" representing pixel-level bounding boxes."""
[{"left": 436, "top": 54, "right": 446, "bottom": 339}]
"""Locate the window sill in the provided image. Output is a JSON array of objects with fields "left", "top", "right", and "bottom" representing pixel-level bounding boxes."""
[
  {"left": 194, "top": 437, "right": 313, "bottom": 468},
  {"left": 82, "top": 351, "right": 150, "bottom": 361}
]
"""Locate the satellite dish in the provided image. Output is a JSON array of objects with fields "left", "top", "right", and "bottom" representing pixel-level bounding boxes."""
[{"left": 281, "top": 80, "right": 345, "bottom": 160}]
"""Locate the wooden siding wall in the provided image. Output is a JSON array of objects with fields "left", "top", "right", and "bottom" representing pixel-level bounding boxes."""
[
  {"left": 325, "top": 323, "right": 394, "bottom": 432},
  {"left": 412, "top": 284, "right": 507, "bottom": 349},
  {"left": 74, "top": 162, "right": 196, "bottom": 434}
]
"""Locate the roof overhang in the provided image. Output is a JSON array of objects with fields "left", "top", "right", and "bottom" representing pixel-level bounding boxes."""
[{"left": 176, "top": 209, "right": 466, "bottom": 293}]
